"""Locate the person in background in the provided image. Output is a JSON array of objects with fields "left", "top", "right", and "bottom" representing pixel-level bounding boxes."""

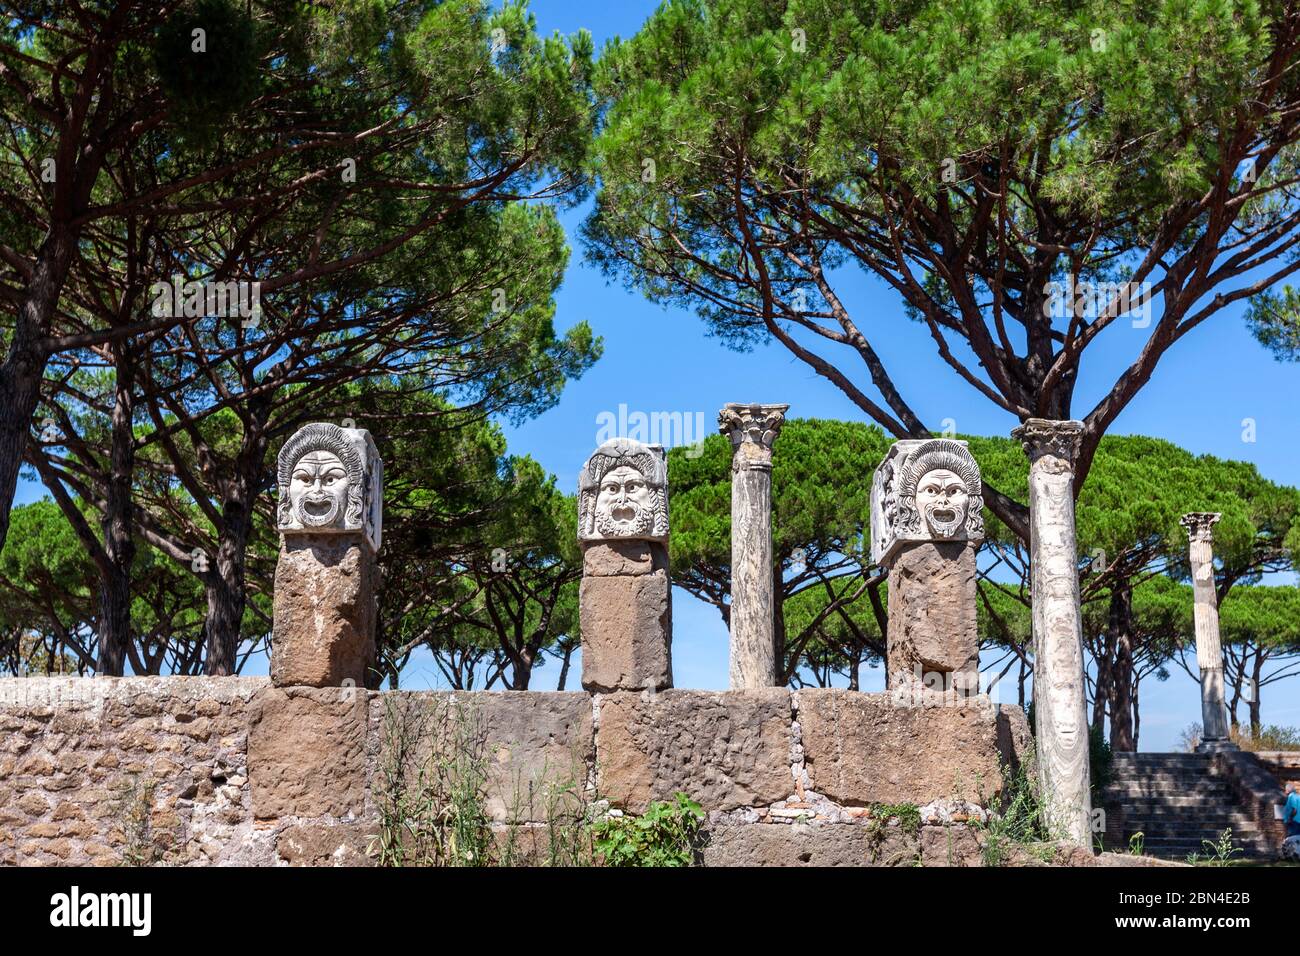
[{"left": 1285, "top": 782, "right": 1300, "bottom": 839}]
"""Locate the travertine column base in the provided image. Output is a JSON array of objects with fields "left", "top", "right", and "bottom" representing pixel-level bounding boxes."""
[
  {"left": 1195, "top": 666, "right": 1234, "bottom": 751},
  {"left": 271, "top": 534, "right": 377, "bottom": 688},
  {"left": 886, "top": 540, "right": 980, "bottom": 695},
  {"left": 580, "top": 540, "right": 672, "bottom": 692}
]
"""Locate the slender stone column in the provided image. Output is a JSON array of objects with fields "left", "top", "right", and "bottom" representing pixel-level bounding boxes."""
[
  {"left": 718, "top": 403, "right": 788, "bottom": 689},
  {"left": 1180, "top": 512, "right": 1235, "bottom": 751},
  {"left": 1012, "top": 418, "right": 1092, "bottom": 846}
]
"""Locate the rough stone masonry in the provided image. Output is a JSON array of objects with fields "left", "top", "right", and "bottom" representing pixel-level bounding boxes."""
[{"left": 0, "top": 677, "right": 1038, "bottom": 866}]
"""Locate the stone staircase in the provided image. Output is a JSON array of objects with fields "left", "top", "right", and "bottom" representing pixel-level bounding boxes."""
[{"left": 1102, "top": 752, "right": 1273, "bottom": 861}]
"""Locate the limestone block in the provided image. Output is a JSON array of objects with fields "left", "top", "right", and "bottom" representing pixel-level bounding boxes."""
[
  {"left": 702, "top": 822, "right": 919, "bottom": 867},
  {"left": 595, "top": 689, "right": 791, "bottom": 813},
  {"left": 886, "top": 540, "right": 979, "bottom": 691},
  {"left": 271, "top": 535, "right": 377, "bottom": 688},
  {"left": 795, "top": 690, "right": 1029, "bottom": 806},
  {"left": 248, "top": 686, "right": 369, "bottom": 820},
  {"left": 368, "top": 691, "right": 592, "bottom": 824},
  {"left": 579, "top": 570, "right": 672, "bottom": 692}
]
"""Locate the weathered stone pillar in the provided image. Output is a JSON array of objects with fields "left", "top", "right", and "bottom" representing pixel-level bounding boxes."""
[
  {"left": 1180, "top": 512, "right": 1235, "bottom": 751},
  {"left": 1012, "top": 418, "right": 1092, "bottom": 846},
  {"left": 271, "top": 423, "right": 382, "bottom": 688},
  {"left": 718, "top": 403, "right": 788, "bottom": 689},
  {"left": 578, "top": 438, "right": 672, "bottom": 692},
  {"left": 871, "top": 439, "right": 984, "bottom": 696}
]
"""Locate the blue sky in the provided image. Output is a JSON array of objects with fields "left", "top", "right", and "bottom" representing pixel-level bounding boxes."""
[
  {"left": 487, "top": 0, "right": 1299, "bottom": 750},
  {"left": 16, "top": 0, "right": 1299, "bottom": 751}
]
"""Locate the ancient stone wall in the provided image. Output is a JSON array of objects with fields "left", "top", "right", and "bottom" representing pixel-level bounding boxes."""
[
  {"left": 0, "top": 677, "right": 268, "bottom": 866},
  {"left": 0, "top": 677, "right": 1042, "bottom": 867}
]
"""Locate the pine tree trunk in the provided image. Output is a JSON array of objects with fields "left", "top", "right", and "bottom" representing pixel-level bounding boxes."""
[
  {"left": 556, "top": 644, "right": 574, "bottom": 691},
  {"left": 1092, "top": 630, "right": 1113, "bottom": 735},
  {"left": 0, "top": 229, "right": 76, "bottom": 552},
  {"left": 95, "top": 342, "right": 137, "bottom": 675},
  {"left": 1249, "top": 651, "right": 1264, "bottom": 738},
  {"left": 1108, "top": 585, "right": 1136, "bottom": 753},
  {"left": 202, "top": 404, "right": 270, "bottom": 675},
  {"left": 203, "top": 528, "right": 249, "bottom": 676}
]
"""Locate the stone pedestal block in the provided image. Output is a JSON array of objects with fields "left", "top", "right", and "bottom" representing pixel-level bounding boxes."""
[
  {"left": 247, "top": 686, "right": 369, "bottom": 821},
  {"left": 887, "top": 540, "right": 980, "bottom": 693},
  {"left": 595, "top": 689, "right": 791, "bottom": 812},
  {"left": 271, "top": 534, "right": 377, "bottom": 689},
  {"left": 795, "top": 689, "right": 1029, "bottom": 806},
  {"left": 582, "top": 538, "right": 667, "bottom": 577},
  {"left": 579, "top": 543, "right": 672, "bottom": 693},
  {"left": 368, "top": 691, "right": 593, "bottom": 823}
]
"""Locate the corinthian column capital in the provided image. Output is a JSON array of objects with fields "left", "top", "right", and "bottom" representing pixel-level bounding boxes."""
[
  {"left": 1180, "top": 512, "right": 1222, "bottom": 543},
  {"left": 1011, "top": 418, "right": 1084, "bottom": 469},
  {"left": 718, "top": 402, "right": 789, "bottom": 472}
]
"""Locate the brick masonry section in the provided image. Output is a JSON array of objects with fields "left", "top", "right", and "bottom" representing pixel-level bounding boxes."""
[{"left": 0, "top": 678, "right": 1051, "bottom": 866}]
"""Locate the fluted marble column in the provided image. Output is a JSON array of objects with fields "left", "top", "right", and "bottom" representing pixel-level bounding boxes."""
[
  {"left": 718, "top": 403, "right": 788, "bottom": 689},
  {"left": 1013, "top": 418, "right": 1092, "bottom": 846},
  {"left": 1180, "top": 512, "right": 1235, "bottom": 751}
]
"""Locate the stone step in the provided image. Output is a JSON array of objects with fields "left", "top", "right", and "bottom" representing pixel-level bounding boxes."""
[
  {"left": 1125, "top": 834, "right": 1270, "bottom": 848},
  {"left": 1140, "top": 849, "right": 1271, "bottom": 862},
  {"left": 1107, "top": 807, "right": 1259, "bottom": 822},
  {"left": 1104, "top": 794, "right": 1236, "bottom": 809},
  {"left": 1111, "top": 766, "right": 1215, "bottom": 775},
  {"left": 1112, "top": 752, "right": 1209, "bottom": 761},
  {"left": 1111, "top": 824, "right": 1262, "bottom": 837},
  {"left": 1103, "top": 784, "right": 1233, "bottom": 798},
  {"left": 1105, "top": 798, "right": 1238, "bottom": 811},
  {"left": 1112, "top": 822, "right": 1263, "bottom": 837},
  {"left": 1104, "top": 774, "right": 1229, "bottom": 785},
  {"left": 1135, "top": 840, "right": 1271, "bottom": 853},
  {"left": 1109, "top": 818, "right": 1254, "bottom": 833},
  {"left": 1105, "top": 779, "right": 1228, "bottom": 790},
  {"left": 1137, "top": 842, "right": 1271, "bottom": 856},
  {"left": 1108, "top": 779, "right": 1221, "bottom": 786}
]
